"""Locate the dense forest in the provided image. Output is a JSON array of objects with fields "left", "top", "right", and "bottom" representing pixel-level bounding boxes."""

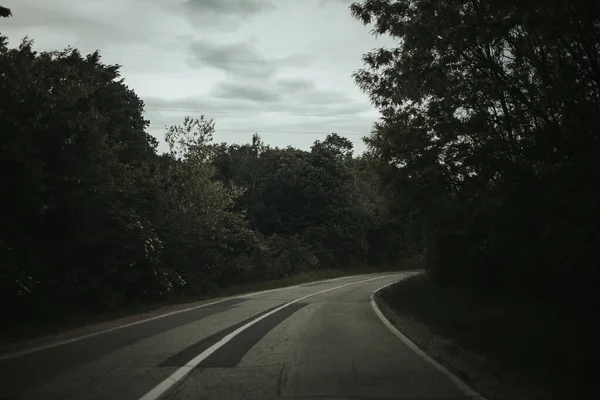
[
  {"left": 351, "top": 0, "right": 600, "bottom": 311},
  {"left": 0, "top": 34, "right": 407, "bottom": 325},
  {"left": 2, "top": 0, "right": 600, "bottom": 335}
]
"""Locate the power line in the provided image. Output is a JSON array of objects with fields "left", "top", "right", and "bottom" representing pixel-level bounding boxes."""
[
  {"left": 144, "top": 107, "right": 378, "bottom": 119},
  {"left": 147, "top": 127, "right": 366, "bottom": 136}
]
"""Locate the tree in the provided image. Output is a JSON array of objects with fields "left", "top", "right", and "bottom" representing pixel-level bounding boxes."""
[
  {"left": 211, "top": 133, "right": 396, "bottom": 269},
  {"left": 156, "top": 117, "right": 257, "bottom": 291},
  {"left": 350, "top": 0, "right": 600, "bottom": 304},
  {"left": 0, "top": 31, "right": 406, "bottom": 328},
  {"left": 0, "top": 38, "right": 169, "bottom": 319},
  {"left": 0, "top": 6, "right": 10, "bottom": 18}
]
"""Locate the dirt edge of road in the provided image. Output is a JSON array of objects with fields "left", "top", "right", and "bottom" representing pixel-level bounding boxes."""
[{"left": 374, "top": 275, "right": 546, "bottom": 400}]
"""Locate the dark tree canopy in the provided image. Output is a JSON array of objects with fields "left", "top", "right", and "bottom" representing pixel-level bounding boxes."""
[
  {"left": 0, "top": 36, "right": 405, "bottom": 325},
  {"left": 350, "top": 0, "right": 600, "bottom": 307}
]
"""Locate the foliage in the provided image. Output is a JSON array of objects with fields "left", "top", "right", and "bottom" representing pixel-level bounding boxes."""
[
  {"left": 0, "top": 36, "right": 404, "bottom": 326},
  {"left": 0, "top": 38, "right": 166, "bottom": 318},
  {"left": 154, "top": 117, "right": 257, "bottom": 292},
  {"left": 212, "top": 133, "right": 405, "bottom": 269},
  {"left": 379, "top": 274, "right": 599, "bottom": 400},
  {"left": 351, "top": 0, "right": 600, "bottom": 308},
  {"left": 0, "top": 6, "right": 10, "bottom": 18}
]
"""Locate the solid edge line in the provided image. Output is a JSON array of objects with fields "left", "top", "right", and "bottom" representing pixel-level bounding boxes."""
[
  {"left": 0, "top": 273, "right": 379, "bottom": 362},
  {"left": 370, "top": 277, "right": 488, "bottom": 400},
  {"left": 138, "top": 274, "right": 393, "bottom": 400}
]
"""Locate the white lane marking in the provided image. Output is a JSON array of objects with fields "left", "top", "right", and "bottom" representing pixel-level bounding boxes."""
[
  {"left": 371, "top": 277, "right": 487, "bottom": 400},
  {"left": 138, "top": 274, "right": 394, "bottom": 400},
  {"left": 0, "top": 273, "right": 378, "bottom": 362},
  {"left": 242, "top": 273, "right": 370, "bottom": 297}
]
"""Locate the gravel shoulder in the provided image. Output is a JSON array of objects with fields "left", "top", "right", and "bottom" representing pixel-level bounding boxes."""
[{"left": 374, "top": 275, "right": 559, "bottom": 400}]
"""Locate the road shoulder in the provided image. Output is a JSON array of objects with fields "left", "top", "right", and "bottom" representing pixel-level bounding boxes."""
[{"left": 373, "top": 275, "right": 541, "bottom": 400}]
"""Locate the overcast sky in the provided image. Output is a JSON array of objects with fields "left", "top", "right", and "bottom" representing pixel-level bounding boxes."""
[{"left": 2, "top": 0, "right": 394, "bottom": 153}]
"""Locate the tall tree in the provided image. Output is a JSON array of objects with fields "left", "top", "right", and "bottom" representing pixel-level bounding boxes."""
[
  {"left": 351, "top": 0, "right": 600, "bottom": 303},
  {"left": 0, "top": 38, "right": 167, "bottom": 319},
  {"left": 156, "top": 117, "right": 257, "bottom": 291}
]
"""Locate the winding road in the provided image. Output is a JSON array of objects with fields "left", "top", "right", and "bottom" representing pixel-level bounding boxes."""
[{"left": 0, "top": 272, "right": 475, "bottom": 400}]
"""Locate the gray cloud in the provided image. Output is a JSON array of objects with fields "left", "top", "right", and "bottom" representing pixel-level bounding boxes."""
[
  {"left": 2, "top": 1, "right": 115, "bottom": 44},
  {"left": 208, "top": 78, "right": 317, "bottom": 105},
  {"left": 317, "top": 0, "right": 356, "bottom": 7},
  {"left": 184, "top": 0, "right": 274, "bottom": 16},
  {"left": 144, "top": 76, "right": 373, "bottom": 119},
  {"left": 143, "top": 96, "right": 265, "bottom": 119},
  {"left": 4, "top": 1, "right": 106, "bottom": 30},
  {"left": 275, "top": 78, "right": 320, "bottom": 92},
  {"left": 1, "top": 0, "right": 185, "bottom": 51},
  {"left": 212, "top": 81, "right": 281, "bottom": 102},
  {"left": 4, "top": 0, "right": 384, "bottom": 154},
  {"left": 188, "top": 39, "right": 277, "bottom": 78},
  {"left": 187, "top": 39, "right": 315, "bottom": 79},
  {"left": 182, "top": 0, "right": 275, "bottom": 29},
  {"left": 271, "top": 78, "right": 371, "bottom": 112},
  {"left": 2, "top": 0, "right": 277, "bottom": 51}
]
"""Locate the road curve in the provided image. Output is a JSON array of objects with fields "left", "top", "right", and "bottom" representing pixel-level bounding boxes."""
[{"left": 0, "top": 272, "right": 471, "bottom": 400}]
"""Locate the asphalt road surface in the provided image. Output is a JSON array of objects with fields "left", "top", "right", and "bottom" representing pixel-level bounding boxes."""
[{"left": 0, "top": 273, "right": 474, "bottom": 400}]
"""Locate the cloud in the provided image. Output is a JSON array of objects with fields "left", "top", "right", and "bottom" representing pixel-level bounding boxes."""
[
  {"left": 2, "top": 0, "right": 384, "bottom": 154},
  {"left": 187, "top": 39, "right": 315, "bottom": 80},
  {"left": 2, "top": 1, "right": 115, "bottom": 42},
  {"left": 209, "top": 76, "right": 370, "bottom": 110},
  {"left": 184, "top": 0, "right": 274, "bottom": 16},
  {"left": 143, "top": 77, "right": 373, "bottom": 119},
  {"left": 1, "top": 0, "right": 188, "bottom": 51},
  {"left": 182, "top": 0, "right": 275, "bottom": 29},
  {"left": 208, "top": 78, "right": 324, "bottom": 105},
  {"left": 212, "top": 81, "right": 281, "bottom": 102},
  {"left": 270, "top": 78, "right": 371, "bottom": 112},
  {"left": 317, "top": 0, "right": 356, "bottom": 7},
  {"left": 143, "top": 95, "right": 263, "bottom": 116},
  {"left": 274, "top": 78, "right": 315, "bottom": 93},
  {"left": 187, "top": 39, "right": 278, "bottom": 78}
]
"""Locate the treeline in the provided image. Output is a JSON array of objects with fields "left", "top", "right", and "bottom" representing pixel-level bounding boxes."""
[
  {"left": 351, "top": 0, "right": 600, "bottom": 310},
  {"left": 0, "top": 36, "right": 407, "bottom": 325},
  {"left": 5, "top": 0, "right": 597, "bottom": 331}
]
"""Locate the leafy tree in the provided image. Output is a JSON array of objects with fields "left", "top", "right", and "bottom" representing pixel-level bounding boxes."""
[
  {"left": 212, "top": 133, "right": 400, "bottom": 269},
  {"left": 350, "top": 0, "right": 600, "bottom": 305},
  {"left": 0, "top": 6, "right": 10, "bottom": 18},
  {"left": 156, "top": 117, "right": 257, "bottom": 291},
  {"left": 0, "top": 38, "right": 170, "bottom": 319},
  {"left": 0, "top": 32, "right": 405, "bottom": 329}
]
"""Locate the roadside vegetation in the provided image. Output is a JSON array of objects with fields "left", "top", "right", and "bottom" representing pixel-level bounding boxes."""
[
  {"left": 1, "top": 264, "right": 417, "bottom": 345},
  {"left": 0, "top": 30, "right": 413, "bottom": 334},
  {"left": 377, "top": 274, "right": 599, "bottom": 400}
]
